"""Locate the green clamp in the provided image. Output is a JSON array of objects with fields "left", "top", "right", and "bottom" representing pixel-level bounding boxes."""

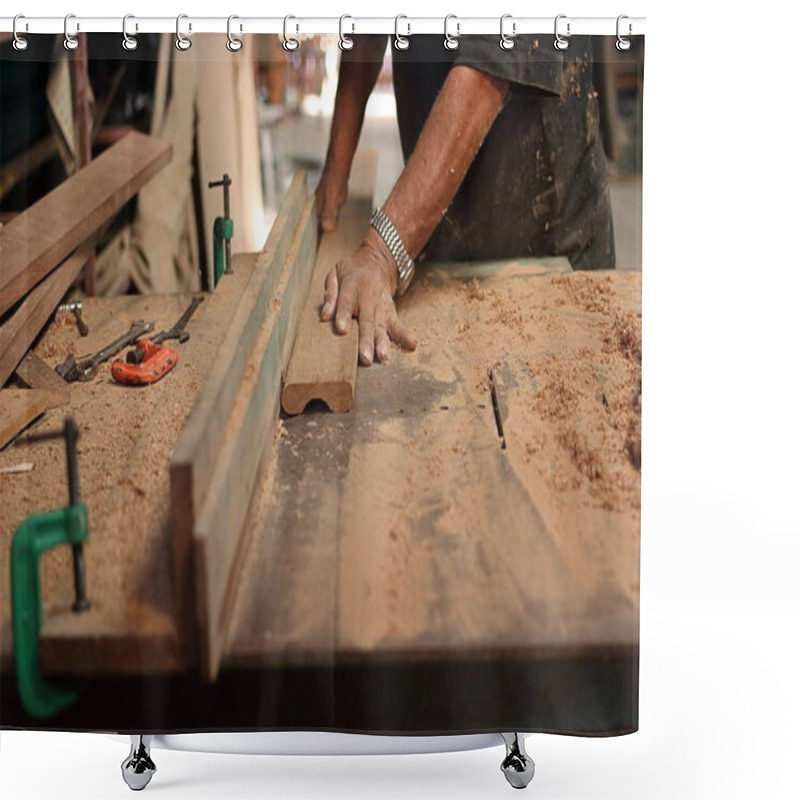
[
  {"left": 11, "top": 502, "right": 89, "bottom": 718},
  {"left": 213, "top": 216, "right": 234, "bottom": 286}
]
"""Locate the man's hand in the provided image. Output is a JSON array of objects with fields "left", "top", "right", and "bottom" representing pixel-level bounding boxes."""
[
  {"left": 315, "top": 163, "right": 348, "bottom": 233},
  {"left": 320, "top": 230, "right": 417, "bottom": 365}
]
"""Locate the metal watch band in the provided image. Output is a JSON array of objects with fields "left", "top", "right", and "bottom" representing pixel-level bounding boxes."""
[{"left": 370, "top": 208, "right": 415, "bottom": 296}]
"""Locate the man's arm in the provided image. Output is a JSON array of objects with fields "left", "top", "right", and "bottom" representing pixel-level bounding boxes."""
[
  {"left": 321, "top": 65, "right": 509, "bottom": 364},
  {"left": 316, "top": 36, "right": 388, "bottom": 232}
]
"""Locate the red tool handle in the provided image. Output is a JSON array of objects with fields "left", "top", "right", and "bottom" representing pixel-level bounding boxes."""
[{"left": 111, "top": 341, "right": 179, "bottom": 385}]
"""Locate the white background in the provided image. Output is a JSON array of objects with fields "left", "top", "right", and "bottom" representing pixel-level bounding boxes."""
[{"left": 2, "top": 1, "right": 799, "bottom": 798}]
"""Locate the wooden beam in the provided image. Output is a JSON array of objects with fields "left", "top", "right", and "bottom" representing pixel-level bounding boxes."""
[
  {"left": 0, "top": 240, "right": 94, "bottom": 388},
  {"left": 170, "top": 172, "right": 316, "bottom": 679},
  {"left": 14, "top": 353, "right": 70, "bottom": 406},
  {"left": 280, "top": 150, "right": 377, "bottom": 415},
  {"left": 0, "top": 389, "right": 60, "bottom": 450},
  {"left": 194, "top": 193, "right": 317, "bottom": 680},
  {"left": 0, "top": 131, "right": 172, "bottom": 316}
]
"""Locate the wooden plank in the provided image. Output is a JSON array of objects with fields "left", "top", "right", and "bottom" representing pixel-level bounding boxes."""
[
  {"left": 0, "top": 240, "right": 94, "bottom": 388},
  {"left": 170, "top": 179, "right": 309, "bottom": 652},
  {"left": 14, "top": 353, "right": 70, "bottom": 406},
  {"left": 281, "top": 151, "right": 377, "bottom": 415},
  {"left": 0, "top": 389, "right": 59, "bottom": 450},
  {"left": 194, "top": 192, "right": 317, "bottom": 680},
  {"left": 0, "top": 131, "right": 172, "bottom": 316}
]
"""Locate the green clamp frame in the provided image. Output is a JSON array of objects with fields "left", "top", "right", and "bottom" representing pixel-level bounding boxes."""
[
  {"left": 213, "top": 215, "right": 234, "bottom": 286},
  {"left": 11, "top": 502, "right": 89, "bottom": 718}
]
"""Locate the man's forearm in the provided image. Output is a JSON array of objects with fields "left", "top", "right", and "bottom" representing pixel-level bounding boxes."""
[
  {"left": 382, "top": 65, "right": 509, "bottom": 259},
  {"left": 324, "top": 36, "right": 388, "bottom": 176}
]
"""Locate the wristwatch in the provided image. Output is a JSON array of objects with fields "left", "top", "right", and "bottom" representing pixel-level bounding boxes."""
[{"left": 370, "top": 208, "right": 415, "bottom": 296}]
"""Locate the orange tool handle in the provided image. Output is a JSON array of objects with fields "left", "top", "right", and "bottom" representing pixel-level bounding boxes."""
[{"left": 111, "top": 342, "right": 179, "bottom": 385}]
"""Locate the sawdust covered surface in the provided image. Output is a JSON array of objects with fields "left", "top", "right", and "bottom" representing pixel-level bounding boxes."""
[
  {"left": 395, "top": 266, "right": 642, "bottom": 616},
  {"left": 0, "top": 294, "right": 217, "bottom": 669}
]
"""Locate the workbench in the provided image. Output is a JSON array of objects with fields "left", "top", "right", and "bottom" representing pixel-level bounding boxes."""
[{"left": 0, "top": 249, "right": 640, "bottom": 733}]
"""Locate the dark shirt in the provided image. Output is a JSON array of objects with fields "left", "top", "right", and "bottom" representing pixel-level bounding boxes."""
[{"left": 391, "top": 35, "right": 615, "bottom": 269}]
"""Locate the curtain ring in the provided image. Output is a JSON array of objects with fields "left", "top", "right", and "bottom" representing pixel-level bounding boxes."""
[
  {"left": 175, "top": 14, "right": 192, "bottom": 51},
  {"left": 338, "top": 15, "right": 354, "bottom": 51},
  {"left": 554, "top": 14, "right": 570, "bottom": 51},
  {"left": 616, "top": 15, "right": 632, "bottom": 51},
  {"left": 227, "top": 15, "right": 243, "bottom": 51},
  {"left": 283, "top": 15, "right": 299, "bottom": 51},
  {"left": 499, "top": 14, "right": 516, "bottom": 50},
  {"left": 63, "top": 14, "right": 79, "bottom": 51},
  {"left": 394, "top": 15, "right": 410, "bottom": 51},
  {"left": 12, "top": 15, "right": 29, "bottom": 51},
  {"left": 122, "top": 14, "right": 138, "bottom": 51},
  {"left": 444, "top": 14, "right": 459, "bottom": 51}
]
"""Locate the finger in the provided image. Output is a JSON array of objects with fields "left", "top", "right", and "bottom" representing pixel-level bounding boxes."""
[
  {"left": 375, "top": 324, "right": 392, "bottom": 364},
  {"left": 320, "top": 202, "right": 338, "bottom": 233},
  {"left": 335, "top": 279, "right": 357, "bottom": 335},
  {"left": 321, "top": 268, "right": 339, "bottom": 320},
  {"left": 388, "top": 312, "right": 417, "bottom": 352},
  {"left": 359, "top": 308, "right": 376, "bottom": 365}
]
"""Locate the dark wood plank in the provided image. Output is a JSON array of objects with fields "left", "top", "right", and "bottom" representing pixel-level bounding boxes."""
[
  {"left": 280, "top": 151, "right": 377, "bottom": 415},
  {"left": 0, "top": 241, "right": 94, "bottom": 387},
  {"left": 13, "top": 352, "right": 70, "bottom": 406},
  {"left": 194, "top": 193, "right": 317, "bottom": 680},
  {"left": 0, "top": 389, "right": 59, "bottom": 450},
  {"left": 0, "top": 132, "right": 172, "bottom": 316}
]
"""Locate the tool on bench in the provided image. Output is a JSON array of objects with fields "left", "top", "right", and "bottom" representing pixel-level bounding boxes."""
[
  {"left": 110, "top": 295, "right": 204, "bottom": 386},
  {"left": 57, "top": 300, "right": 89, "bottom": 336},
  {"left": 11, "top": 417, "right": 89, "bottom": 718},
  {"left": 208, "top": 174, "right": 234, "bottom": 286},
  {"left": 56, "top": 319, "right": 154, "bottom": 383}
]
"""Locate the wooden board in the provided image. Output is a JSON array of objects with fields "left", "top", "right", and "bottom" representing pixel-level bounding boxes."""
[
  {"left": 0, "top": 131, "right": 172, "bottom": 316},
  {"left": 0, "top": 241, "right": 93, "bottom": 388},
  {"left": 228, "top": 265, "right": 641, "bottom": 669},
  {"left": 14, "top": 353, "right": 70, "bottom": 406},
  {"left": 0, "top": 389, "right": 59, "bottom": 450},
  {"left": 171, "top": 173, "right": 316, "bottom": 679},
  {"left": 281, "top": 151, "right": 377, "bottom": 415},
  {"left": 194, "top": 194, "right": 317, "bottom": 680}
]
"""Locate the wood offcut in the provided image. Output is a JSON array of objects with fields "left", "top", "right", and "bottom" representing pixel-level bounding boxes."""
[{"left": 281, "top": 150, "right": 378, "bottom": 415}]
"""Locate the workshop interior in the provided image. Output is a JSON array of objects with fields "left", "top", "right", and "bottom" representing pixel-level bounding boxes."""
[{"left": 0, "top": 17, "right": 644, "bottom": 793}]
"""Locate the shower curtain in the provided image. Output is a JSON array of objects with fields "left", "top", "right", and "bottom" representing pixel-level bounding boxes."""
[{"left": 0, "top": 26, "right": 644, "bottom": 739}]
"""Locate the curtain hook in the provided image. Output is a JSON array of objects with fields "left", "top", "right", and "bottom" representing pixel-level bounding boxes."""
[
  {"left": 444, "top": 14, "right": 460, "bottom": 51},
  {"left": 339, "top": 14, "right": 355, "bottom": 51},
  {"left": 554, "top": 14, "right": 570, "bottom": 51},
  {"left": 227, "top": 15, "right": 243, "bottom": 51},
  {"left": 500, "top": 14, "right": 516, "bottom": 50},
  {"left": 12, "top": 14, "right": 29, "bottom": 51},
  {"left": 616, "top": 15, "right": 632, "bottom": 51},
  {"left": 176, "top": 14, "right": 192, "bottom": 51},
  {"left": 122, "top": 15, "right": 138, "bottom": 51},
  {"left": 283, "top": 15, "right": 299, "bottom": 51},
  {"left": 63, "top": 13, "right": 79, "bottom": 51},
  {"left": 394, "top": 15, "right": 410, "bottom": 51}
]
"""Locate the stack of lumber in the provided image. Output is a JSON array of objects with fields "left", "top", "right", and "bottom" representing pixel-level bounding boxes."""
[{"left": 0, "top": 132, "right": 172, "bottom": 446}]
